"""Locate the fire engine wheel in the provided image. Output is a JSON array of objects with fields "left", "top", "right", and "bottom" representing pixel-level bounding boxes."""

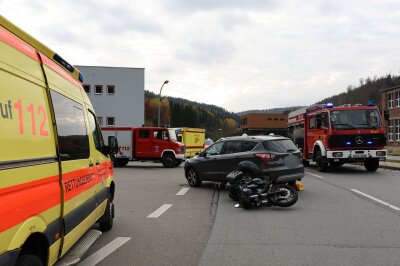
[
  {"left": 162, "top": 154, "right": 176, "bottom": 168},
  {"left": 186, "top": 167, "right": 202, "bottom": 187},
  {"left": 364, "top": 158, "right": 379, "bottom": 172},
  {"left": 16, "top": 255, "right": 43, "bottom": 266},
  {"left": 315, "top": 150, "right": 329, "bottom": 172}
]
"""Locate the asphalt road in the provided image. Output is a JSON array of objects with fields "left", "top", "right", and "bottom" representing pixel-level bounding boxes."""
[{"left": 80, "top": 161, "right": 400, "bottom": 266}]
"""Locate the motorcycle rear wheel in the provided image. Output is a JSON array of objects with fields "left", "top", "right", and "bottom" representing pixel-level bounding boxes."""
[{"left": 270, "top": 184, "right": 298, "bottom": 207}]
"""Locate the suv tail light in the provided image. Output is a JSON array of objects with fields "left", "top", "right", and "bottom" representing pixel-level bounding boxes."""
[{"left": 256, "top": 153, "right": 276, "bottom": 161}]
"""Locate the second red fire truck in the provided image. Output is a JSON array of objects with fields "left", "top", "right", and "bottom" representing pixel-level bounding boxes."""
[
  {"left": 288, "top": 103, "right": 387, "bottom": 172},
  {"left": 102, "top": 126, "right": 186, "bottom": 168}
]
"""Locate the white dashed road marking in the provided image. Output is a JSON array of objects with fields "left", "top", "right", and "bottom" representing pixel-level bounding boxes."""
[
  {"left": 350, "top": 189, "right": 400, "bottom": 211},
  {"left": 306, "top": 172, "right": 325, "bottom": 179},
  {"left": 79, "top": 237, "right": 131, "bottom": 266},
  {"left": 176, "top": 187, "right": 190, "bottom": 196},
  {"left": 147, "top": 204, "right": 173, "bottom": 218}
]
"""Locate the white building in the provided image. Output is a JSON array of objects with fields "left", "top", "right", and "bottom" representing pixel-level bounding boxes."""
[{"left": 75, "top": 66, "right": 145, "bottom": 127}]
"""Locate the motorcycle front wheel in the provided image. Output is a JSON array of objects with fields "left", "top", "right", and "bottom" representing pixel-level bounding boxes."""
[{"left": 269, "top": 184, "right": 298, "bottom": 207}]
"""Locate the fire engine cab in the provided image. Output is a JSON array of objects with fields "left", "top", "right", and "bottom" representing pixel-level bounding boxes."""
[{"left": 288, "top": 103, "right": 387, "bottom": 172}]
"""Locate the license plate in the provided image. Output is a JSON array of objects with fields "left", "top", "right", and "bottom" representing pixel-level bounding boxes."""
[{"left": 353, "top": 154, "right": 366, "bottom": 158}]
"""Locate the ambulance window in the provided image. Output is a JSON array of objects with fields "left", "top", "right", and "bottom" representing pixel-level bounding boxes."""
[
  {"left": 50, "top": 90, "right": 89, "bottom": 161},
  {"left": 88, "top": 111, "right": 104, "bottom": 152}
]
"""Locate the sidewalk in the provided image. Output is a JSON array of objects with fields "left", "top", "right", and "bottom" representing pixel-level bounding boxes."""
[{"left": 380, "top": 154, "right": 400, "bottom": 171}]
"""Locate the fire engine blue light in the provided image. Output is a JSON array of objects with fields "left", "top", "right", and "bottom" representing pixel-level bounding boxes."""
[
  {"left": 367, "top": 100, "right": 375, "bottom": 106},
  {"left": 326, "top": 102, "right": 334, "bottom": 108},
  {"left": 346, "top": 141, "right": 351, "bottom": 145},
  {"left": 367, "top": 141, "right": 372, "bottom": 144}
]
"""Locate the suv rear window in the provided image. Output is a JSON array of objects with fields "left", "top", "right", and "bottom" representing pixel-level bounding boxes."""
[{"left": 262, "top": 139, "right": 298, "bottom": 153}]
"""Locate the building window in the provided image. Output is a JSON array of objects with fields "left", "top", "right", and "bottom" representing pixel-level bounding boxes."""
[
  {"left": 280, "top": 118, "right": 285, "bottom": 121},
  {"left": 97, "top": 116, "right": 103, "bottom": 126},
  {"left": 274, "top": 118, "right": 278, "bottom": 121},
  {"left": 388, "top": 93, "right": 394, "bottom": 108},
  {"left": 107, "top": 85, "right": 115, "bottom": 95},
  {"left": 267, "top": 118, "right": 272, "bottom": 121},
  {"left": 241, "top": 118, "right": 247, "bottom": 126},
  {"left": 106, "top": 117, "right": 115, "bottom": 126},
  {"left": 388, "top": 120, "right": 393, "bottom": 141},
  {"left": 83, "top": 84, "right": 90, "bottom": 94},
  {"left": 396, "top": 119, "right": 400, "bottom": 141},
  {"left": 95, "top": 85, "right": 103, "bottom": 95},
  {"left": 396, "top": 91, "right": 400, "bottom": 107}
]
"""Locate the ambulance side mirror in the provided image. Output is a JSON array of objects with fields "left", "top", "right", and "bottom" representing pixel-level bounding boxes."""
[{"left": 107, "top": 136, "right": 118, "bottom": 154}]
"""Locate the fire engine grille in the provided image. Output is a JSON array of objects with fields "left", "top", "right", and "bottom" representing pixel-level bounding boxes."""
[{"left": 328, "top": 134, "right": 386, "bottom": 148}]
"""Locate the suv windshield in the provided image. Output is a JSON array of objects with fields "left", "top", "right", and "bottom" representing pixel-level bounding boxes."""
[
  {"left": 168, "top": 129, "right": 178, "bottom": 142},
  {"left": 263, "top": 139, "right": 298, "bottom": 153},
  {"left": 330, "top": 109, "right": 381, "bottom": 130}
]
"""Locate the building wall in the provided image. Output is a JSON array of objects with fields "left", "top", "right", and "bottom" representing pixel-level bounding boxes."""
[
  {"left": 76, "top": 66, "right": 144, "bottom": 127},
  {"left": 240, "top": 113, "right": 288, "bottom": 136},
  {"left": 381, "top": 86, "right": 400, "bottom": 154}
]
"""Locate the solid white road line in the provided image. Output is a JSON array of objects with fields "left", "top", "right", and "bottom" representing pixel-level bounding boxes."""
[
  {"left": 176, "top": 187, "right": 190, "bottom": 196},
  {"left": 79, "top": 237, "right": 131, "bottom": 266},
  {"left": 147, "top": 204, "right": 173, "bottom": 218},
  {"left": 350, "top": 189, "right": 400, "bottom": 211},
  {"left": 306, "top": 172, "right": 325, "bottom": 179}
]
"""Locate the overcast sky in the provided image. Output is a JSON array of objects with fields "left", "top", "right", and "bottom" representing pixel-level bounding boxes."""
[{"left": 2, "top": 0, "right": 400, "bottom": 112}]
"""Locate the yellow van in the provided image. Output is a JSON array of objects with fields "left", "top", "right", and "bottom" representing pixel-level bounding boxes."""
[
  {"left": 0, "top": 16, "right": 118, "bottom": 265},
  {"left": 174, "top": 128, "right": 205, "bottom": 157}
]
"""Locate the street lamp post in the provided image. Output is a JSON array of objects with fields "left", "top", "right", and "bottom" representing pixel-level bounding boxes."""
[
  {"left": 218, "top": 128, "right": 222, "bottom": 138},
  {"left": 157, "top": 80, "right": 169, "bottom": 127}
]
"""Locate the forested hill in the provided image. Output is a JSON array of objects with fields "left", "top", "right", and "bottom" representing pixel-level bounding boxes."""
[
  {"left": 317, "top": 74, "right": 400, "bottom": 106},
  {"left": 144, "top": 90, "right": 240, "bottom": 139}
]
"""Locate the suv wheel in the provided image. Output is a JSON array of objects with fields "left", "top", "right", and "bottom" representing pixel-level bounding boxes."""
[{"left": 186, "top": 167, "right": 202, "bottom": 187}]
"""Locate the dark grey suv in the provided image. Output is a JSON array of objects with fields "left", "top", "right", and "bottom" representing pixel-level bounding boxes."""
[{"left": 184, "top": 135, "right": 304, "bottom": 187}]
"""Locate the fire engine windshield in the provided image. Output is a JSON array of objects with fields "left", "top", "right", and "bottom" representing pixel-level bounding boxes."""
[
  {"left": 168, "top": 129, "right": 178, "bottom": 142},
  {"left": 330, "top": 109, "right": 381, "bottom": 130}
]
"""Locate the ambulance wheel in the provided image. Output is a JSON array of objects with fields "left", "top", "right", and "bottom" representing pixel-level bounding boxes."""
[
  {"left": 175, "top": 159, "right": 182, "bottom": 166},
  {"left": 162, "top": 154, "right": 176, "bottom": 168},
  {"left": 99, "top": 199, "right": 114, "bottom": 231},
  {"left": 16, "top": 255, "right": 43, "bottom": 266}
]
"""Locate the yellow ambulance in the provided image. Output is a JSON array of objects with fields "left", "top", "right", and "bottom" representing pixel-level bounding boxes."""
[
  {"left": 174, "top": 128, "right": 205, "bottom": 157},
  {"left": 0, "top": 16, "right": 118, "bottom": 265}
]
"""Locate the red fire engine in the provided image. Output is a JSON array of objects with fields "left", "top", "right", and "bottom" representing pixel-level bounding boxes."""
[
  {"left": 288, "top": 103, "right": 387, "bottom": 172},
  {"left": 101, "top": 126, "right": 186, "bottom": 168}
]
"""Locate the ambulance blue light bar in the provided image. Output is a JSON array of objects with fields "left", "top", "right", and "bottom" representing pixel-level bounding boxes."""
[
  {"left": 367, "top": 100, "right": 375, "bottom": 106},
  {"left": 326, "top": 102, "right": 334, "bottom": 108}
]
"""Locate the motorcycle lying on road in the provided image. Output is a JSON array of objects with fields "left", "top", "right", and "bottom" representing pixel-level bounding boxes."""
[{"left": 226, "top": 171, "right": 298, "bottom": 209}]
